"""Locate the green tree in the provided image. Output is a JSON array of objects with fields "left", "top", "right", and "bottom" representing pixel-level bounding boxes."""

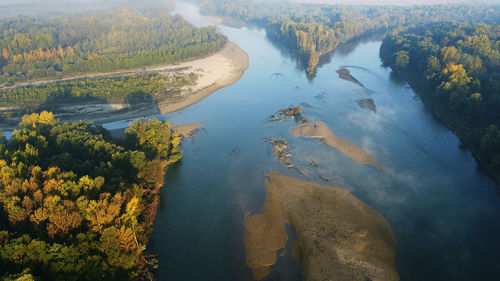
[
  {"left": 394, "top": 51, "right": 410, "bottom": 69},
  {"left": 125, "top": 118, "right": 182, "bottom": 161}
]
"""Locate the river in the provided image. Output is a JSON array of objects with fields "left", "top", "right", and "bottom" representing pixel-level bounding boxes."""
[{"left": 101, "top": 2, "right": 500, "bottom": 280}]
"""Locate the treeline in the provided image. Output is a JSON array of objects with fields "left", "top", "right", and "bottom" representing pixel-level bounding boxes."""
[
  {"left": 201, "top": 0, "right": 499, "bottom": 73},
  {"left": 0, "top": 111, "right": 183, "bottom": 280},
  {"left": 380, "top": 23, "right": 500, "bottom": 176},
  {"left": 0, "top": 72, "right": 197, "bottom": 107},
  {"left": 0, "top": 9, "right": 226, "bottom": 83}
]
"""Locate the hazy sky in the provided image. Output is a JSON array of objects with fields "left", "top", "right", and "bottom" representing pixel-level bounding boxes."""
[
  {"left": 0, "top": 0, "right": 172, "bottom": 17},
  {"left": 291, "top": 0, "right": 499, "bottom": 5}
]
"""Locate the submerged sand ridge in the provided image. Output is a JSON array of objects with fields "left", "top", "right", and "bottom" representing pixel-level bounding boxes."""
[
  {"left": 244, "top": 172, "right": 399, "bottom": 281},
  {"left": 291, "top": 121, "right": 388, "bottom": 172},
  {"left": 358, "top": 98, "right": 377, "bottom": 113},
  {"left": 172, "top": 123, "right": 200, "bottom": 139}
]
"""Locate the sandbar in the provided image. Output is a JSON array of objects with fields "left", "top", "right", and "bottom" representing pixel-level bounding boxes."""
[
  {"left": 291, "top": 121, "right": 388, "bottom": 172},
  {"left": 358, "top": 98, "right": 377, "bottom": 113},
  {"left": 172, "top": 123, "right": 200, "bottom": 139},
  {"left": 244, "top": 171, "right": 399, "bottom": 281},
  {"left": 336, "top": 69, "right": 365, "bottom": 87}
]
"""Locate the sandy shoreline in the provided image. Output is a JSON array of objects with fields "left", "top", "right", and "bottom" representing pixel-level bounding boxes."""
[
  {"left": 151, "top": 41, "right": 249, "bottom": 114},
  {"left": 244, "top": 171, "right": 399, "bottom": 281},
  {"left": 0, "top": 41, "right": 249, "bottom": 131}
]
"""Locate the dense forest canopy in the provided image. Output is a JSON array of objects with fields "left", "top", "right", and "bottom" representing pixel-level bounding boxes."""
[
  {"left": 0, "top": 112, "right": 182, "bottom": 280},
  {"left": 380, "top": 23, "right": 500, "bottom": 176},
  {"left": 201, "top": 0, "right": 499, "bottom": 73},
  {"left": 0, "top": 72, "right": 197, "bottom": 107},
  {"left": 0, "top": 9, "right": 226, "bottom": 84}
]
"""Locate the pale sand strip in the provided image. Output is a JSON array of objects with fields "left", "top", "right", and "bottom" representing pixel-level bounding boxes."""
[
  {"left": 154, "top": 40, "right": 249, "bottom": 114},
  {"left": 291, "top": 121, "right": 388, "bottom": 172},
  {"left": 0, "top": 41, "right": 249, "bottom": 130}
]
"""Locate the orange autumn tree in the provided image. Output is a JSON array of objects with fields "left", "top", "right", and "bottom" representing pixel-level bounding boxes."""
[{"left": 0, "top": 111, "right": 182, "bottom": 280}]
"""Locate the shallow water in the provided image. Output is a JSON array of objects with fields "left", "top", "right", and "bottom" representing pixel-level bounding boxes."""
[{"left": 103, "top": 2, "right": 500, "bottom": 280}]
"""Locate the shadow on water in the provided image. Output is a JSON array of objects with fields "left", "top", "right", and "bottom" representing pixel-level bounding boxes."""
[
  {"left": 265, "top": 30, "right": 387, "bottom": 82},
  {"left": 264, "top": 32, "right": 311, "bottom": 76},
  {"left": 0, "top": 85, "right": 162, "bottom": 130},
  {"left": 387, "top": 70, "right": 409, "bottom": 86}
]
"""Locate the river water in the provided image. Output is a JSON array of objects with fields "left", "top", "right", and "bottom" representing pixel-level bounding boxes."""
[{"left": 102, "top": 2, "right": 500, "bottom": 280}]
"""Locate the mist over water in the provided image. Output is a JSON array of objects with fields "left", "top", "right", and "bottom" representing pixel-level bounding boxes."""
[{"left": 101, "top": 1, "right": 500, "bottom": 281}]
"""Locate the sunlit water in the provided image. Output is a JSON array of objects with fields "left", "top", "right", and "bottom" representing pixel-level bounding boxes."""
[{"left": 99, "top": 2, "right": 500, "bottom": 281}]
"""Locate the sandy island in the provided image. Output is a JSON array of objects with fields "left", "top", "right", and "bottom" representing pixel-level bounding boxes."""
[
  {"left": 358, "top": 98, "right": 377, "bottom": 113},
  {"left": 291, "top": 121, "right": 388, "bottom": 172},
  {"left": 266, "top": 138, "right": 294, "bottom": 168},
  {"left": 172, "top": 123, "right": 200, "bottom": 139},
  {"left": 0, "top": 41, "right": 249, "bottom": 130},
  {"left": 336, "top": 69, "right": 365, "bottom": 88},
  {"left": 244, "top": 171, "right": 399, "bottom": 281}
]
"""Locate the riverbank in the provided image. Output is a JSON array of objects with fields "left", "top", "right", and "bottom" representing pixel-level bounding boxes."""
[
  {"left": 381, "top": 63, "right": 500, "bottom": 184},
  {"left": 0, "top": 41, "right": 249, "bottom": 131}
]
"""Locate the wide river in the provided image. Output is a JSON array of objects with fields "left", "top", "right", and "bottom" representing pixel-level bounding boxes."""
[{"left": 102, "top": 2, "right": 500, "bottom": 280}]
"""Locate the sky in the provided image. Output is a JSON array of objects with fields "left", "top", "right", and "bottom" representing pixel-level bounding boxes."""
[{"left": 291, "top": 0, "right": 499, "bottom": 5}]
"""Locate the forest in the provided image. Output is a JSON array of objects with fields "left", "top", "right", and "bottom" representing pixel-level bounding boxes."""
[
  {"left": 0, "top": 111, "right": 183, "bottom": 280},
  {"left": 0, "top": 72, "right": 197, "bottom": 107},
  {"left": 380, "top": 23, "right": 500, "bottom": 177},
  {"left": 0, "top": 9, "right": 226, "bottom": 84},
  {"left": 201, "top": 0, "right": 499, "bottom": 73}
]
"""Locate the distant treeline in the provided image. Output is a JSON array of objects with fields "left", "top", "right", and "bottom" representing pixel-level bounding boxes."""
[
  {"left": 0, "top": 73, "right": 197, "bottom": 107},
  {"left": 0, "top": 9, "right": 226, "bottom": 83},
  {"left": 201, "top": 0, "right": 499, "bottom": 73},
  {"left": 0, "top": 112, "right": 183, "bottom": 280},
  {"left": 0, "top": 0, "right": 173, "bottom": 18},
  {"left": 380, "top": 23, "right": 500, "bottom": 177}
]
